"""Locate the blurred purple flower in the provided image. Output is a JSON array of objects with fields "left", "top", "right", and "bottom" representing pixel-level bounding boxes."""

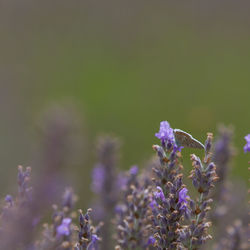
[
  {"left": 116, "top": 173, "right": 128, "bottom": 190},
  {"left": 149, "top": 199, "right": 157, "bottom": 209},
  {"left": 129, "top": 165, "right": 138, "bottom": 175},
  {"left": 243, "top": 134, "right": 250, "bottom": 153},
  {"left": 87, "top": 234, "right": 99, "bottom": 250},
  {"left": 91, "top": 164, "right": 105, "bottom": 194},
  {"left": 155, "top": 121, "right": 175, "bottom": 148},
  {"left": 56, "top": 218, "right": 72, "bottom": 236},
  {"left": 62, "top": 187, "right": 75, "bottom": 209},
  {"left": 147, "top": 236, "right": 156, "bottom": 246},
  {"left": 115, "top": 204, "right": 127, "bottom": 215},
  {"left": 5, "top": 195, "right": 13, "bottom": 205}
]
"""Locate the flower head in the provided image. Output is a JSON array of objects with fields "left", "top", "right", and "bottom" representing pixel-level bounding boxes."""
[
  {"left": 155, "top": 121, "right": 175, "bottom": 148},
  {"left": 243, "top": 134, "right": 250, "bottom": 153},
  {"left": 56, "top": 218, "right": 72, "bottom": 236}
]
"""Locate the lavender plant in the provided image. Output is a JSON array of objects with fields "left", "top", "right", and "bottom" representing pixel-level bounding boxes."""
[
  {"left": 114, "top": 166, "right": 152, "bottom": 249},
  {"left": 0, "top": 119, "right": 248, "bottom": 250},
  {"left": 91, "top": 136, "right": 122, "bottom": 250},
  {"left": 149, "top": 122, "right": 218, "bottom": 249},
  {"left": 74, "top": 209, "right": 103, "bottom": 250},
  {"left": 207, "top": 128, "right": 249, "bottom": 249},
  {"left": 0, "top": 166, "right": 36, "bottom": 249}
]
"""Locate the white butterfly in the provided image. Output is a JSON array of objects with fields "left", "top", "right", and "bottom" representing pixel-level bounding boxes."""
[{"left": 173, "top": 129, "right": 204, "bottom": 149}]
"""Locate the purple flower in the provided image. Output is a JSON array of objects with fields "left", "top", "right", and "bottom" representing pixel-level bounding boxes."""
[
  {"left": 178, "top": 188, "right": 189, "bottom": 204},
  {"left": 155, "top": 121, "right": 175, "bottom": 148},
  {"left": 115, "top": 204, "right": 127, "bottom": 215},
  {"left": 87, "top": 234, "right": 99, "bottom": 250},
  {"left": 243, "top": 134, "right": 250, "bottom": 153},
  {"left": 149, "top": 199, "right": 157, "bottom": 209},
  {"left": 56, "top": 218, "right": 72, "bottom": 236},
  {"left": 5, "top": 195, "right": 13, "bottom": 204},
  {"left": 129, "top": 165, "right": 138, "bottom": 175},
  {"left": 178, "top": 188, "right": 191, "bottom": 218},
  {"left": 147, "top": 236, "right": 156, "bottom": 245},
  {"left": 154, "top": 186, "right": 165, "bottom": 201},
  {"left": 91, "top": 164, "right": 105, "bottom": 194}
]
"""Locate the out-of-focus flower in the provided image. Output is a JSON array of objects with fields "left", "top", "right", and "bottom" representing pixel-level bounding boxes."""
[
  {"left": 243, "top": 134, "right": 250, "bottom": 153},
  {"left": 5, "top": 195, "right": 13, "bottom": 206},
  {"left": 147, "top": 236, "right": 156, "bottom": 246},
  {"left": 91, "top": 136, "right": 121, "bottom": 250},
  {"left": 62, "top": 187, "right": 77, "bottom": 209},
  {"left": 129, "top": 165, "right": 138, "bottom": 175},
  {"left": 91, "top": 163, "right": 105, "bottom": 194},
  {"left": 155, "top": 121, "right": 175, "bottom": 148},
  {"left": 115, "top": 169, "right": 152, "bottom": 249},
  {"left": 56, "top": 218, "right": 72, "bottom": 236}
]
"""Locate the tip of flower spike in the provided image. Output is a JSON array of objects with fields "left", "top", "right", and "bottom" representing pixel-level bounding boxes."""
[{"left": 155, "top": 121, "right": 175, "bottom": 148}]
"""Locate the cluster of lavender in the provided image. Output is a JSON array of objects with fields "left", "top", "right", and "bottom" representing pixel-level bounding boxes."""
[
  {"left": 114, "top": 166, "right": 152, "bottom": 249},
  {"left": 0, "top": 120, "right": 249, "bottom": 250},
  {"left": 148, "top": 122, "right": 218, "bottom": 249}
]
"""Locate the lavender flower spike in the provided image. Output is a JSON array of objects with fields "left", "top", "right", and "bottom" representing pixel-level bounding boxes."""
[
  {"left": 155, "top": 121, "right": 175, "bottom": 148},
  {"left": 243, "top": 134, "right": 250, "bottom": 153}
]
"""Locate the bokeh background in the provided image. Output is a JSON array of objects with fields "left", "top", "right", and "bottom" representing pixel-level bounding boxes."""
[{"left": 0, "top": 0, "right": 249, "bottom": 205}]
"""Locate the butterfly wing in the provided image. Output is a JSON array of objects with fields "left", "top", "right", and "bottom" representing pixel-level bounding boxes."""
[{"left": 174, "top": 129, "right": 204, "bottom": 149}]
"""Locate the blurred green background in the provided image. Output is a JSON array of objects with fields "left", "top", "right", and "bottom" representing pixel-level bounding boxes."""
[{"left": 0, "top": 0, "right": 249, "bottom": 198}]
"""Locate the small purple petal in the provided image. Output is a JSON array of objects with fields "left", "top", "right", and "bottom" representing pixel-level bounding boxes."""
[
  {"left": 178, "top": 188, "right": 189, "bottom": 204},
  {"left": 149, "top": 199, "right": 157, "bottom": 209},
  {"left": 62, "top": 218, "right": 72, "bottom": 225},
  {"left": 56, "top": 218, "right": 72, "bottom": 236},
  {"left": 147, "top": 236, "right": 156, "bottom": 245},
  {"left": 244, "top": 134, "right": 250, "bottom": 153},
  {"left": 154, "top": 186, "right": 165, "bottom": 201}
]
